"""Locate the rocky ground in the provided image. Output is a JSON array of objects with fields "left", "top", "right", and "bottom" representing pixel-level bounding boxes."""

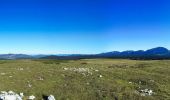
[{"left": 0, "top": 59, "right": 169, "bottom": 100}]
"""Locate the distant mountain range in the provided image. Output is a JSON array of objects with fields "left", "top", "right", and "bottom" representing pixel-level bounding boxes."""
[
  {"left": 0, "top": 47, "right": 170, "bottom": 60},
  {"left": 41, "top": 47, "right": 170, "bottom": 60},
  {"left": 97, "top": 47, "right": 170, "bottom": 60},
  {"left": 0, "top": 54, "right": 32, "bottom": 59}
]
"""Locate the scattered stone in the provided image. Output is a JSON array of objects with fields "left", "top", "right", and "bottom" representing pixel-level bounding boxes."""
[
  {"left": 63, "top": 68, "right": 92, "bottom": 75},
  {"left": 63, "top": 68, "right": 68, "bottom": 70},
  {"left": 95, "top": 70, "right": 99, "bottom": 72},
  {"left": 18, "top": 68, "right": 24, "bottom": 71},
  {"left": 19, "top": 93, "right": 24, "bottom": 98},
  {"left": 28, "top": 95, "right": 35, "bottom": 100},
  {"left": 38, "top": 77, "right": 44, "bottom": 81},
  {"left": 139, "top": 89, "right": 153, "bottom": 96},
  {"left": 48, "top": 95, "right": 55, "bottom": 100},
  {"left": 0, "top": 91, "right": 7, "bottom": 95},
  {"left": 28, "top": 84, "right": 32, "bottom": 88},
  {"left": 86, "top": 82, "right": 90, "bottom": 85},
  {"left": 0, "top": 91, "right": 55, "bottom": 100},
  {"left": 1, "top": 73, "right": 6, "bottom": 75},
  {"left": 150, "top": 80, "right": 155, "bottom": 82},
  {"left": 0, "top": 91, "right": 22, "bottom": 100},
  {"left": 8, "top": 91, "right": 14, "bottom": 94},
  {"left": 129, "top": 82, "right": 132, "bottom": 84},
  {"left": 99, "top": 75, "right": 103, "bottom": 78}
]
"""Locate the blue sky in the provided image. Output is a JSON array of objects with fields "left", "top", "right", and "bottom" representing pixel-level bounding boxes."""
[{"left": 0, "top": 0, "right": 170, "bottom": 54}]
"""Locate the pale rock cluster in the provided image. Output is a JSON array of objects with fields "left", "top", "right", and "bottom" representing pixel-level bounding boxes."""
[
  {"left": 137, "top": 89, "right": 154, "bottom": 96},
  {"left": 63, "top": 67, "right": 92, "bottom": 75},
  {"left": 0, "top": 91, "right": 22, "bottom": 100},
  {"left": 48, "top": 95, "right": 56, "bottom": 100},
  {"left": 0, "top": 91, "right": 55, "bottom": 100}
]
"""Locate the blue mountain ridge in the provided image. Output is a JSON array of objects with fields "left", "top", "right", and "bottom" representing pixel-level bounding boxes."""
[{"left": 0, "top": 47, "right": 169, "bottom": 60}]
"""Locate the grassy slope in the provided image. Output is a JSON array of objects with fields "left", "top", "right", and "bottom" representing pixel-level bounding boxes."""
[{"left": 0, "top": 59, "right": 169, "bottom": 100}]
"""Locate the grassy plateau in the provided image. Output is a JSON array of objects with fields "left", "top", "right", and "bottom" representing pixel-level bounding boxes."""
[{"left": 0, "top": 59, "right": 170, "bottom": 100}]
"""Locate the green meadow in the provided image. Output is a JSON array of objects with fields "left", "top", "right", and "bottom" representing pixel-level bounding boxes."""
[{"left": 0, "top": 59, "right": 170, "bottom": 100}]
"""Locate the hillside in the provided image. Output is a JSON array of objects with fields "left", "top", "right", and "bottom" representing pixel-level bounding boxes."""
[{"left": 0, "top": 59, "right": 169, "bottom": 99}]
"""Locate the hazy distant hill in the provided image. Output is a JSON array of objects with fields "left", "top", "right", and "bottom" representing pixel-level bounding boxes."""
[
  {"left": 0, "top": 47, "right": 170, "bottom": 60},
  {"left": 0, "top": 54, "right": 32, "bottom": 59},
  {"left": 41, "top": 47, "right": 170, "bottom": 60}
]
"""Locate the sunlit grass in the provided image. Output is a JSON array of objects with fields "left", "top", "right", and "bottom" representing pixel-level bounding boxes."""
[{"left": 0, "top": 59, "right": 169, "bottom": 100}]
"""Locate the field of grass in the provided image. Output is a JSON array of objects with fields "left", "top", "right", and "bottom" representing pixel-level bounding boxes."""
[{"left": 0, "top": 59, "right": 170, "bottom": 100}]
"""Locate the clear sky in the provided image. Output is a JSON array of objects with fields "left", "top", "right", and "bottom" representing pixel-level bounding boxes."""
[{"left": 0, "top": 0, "right": 170, "bottom": 54}]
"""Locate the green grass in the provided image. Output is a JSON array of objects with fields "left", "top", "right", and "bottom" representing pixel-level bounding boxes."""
[{"left": 0, "top": 59, "right": 170, "bottom": 100}]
